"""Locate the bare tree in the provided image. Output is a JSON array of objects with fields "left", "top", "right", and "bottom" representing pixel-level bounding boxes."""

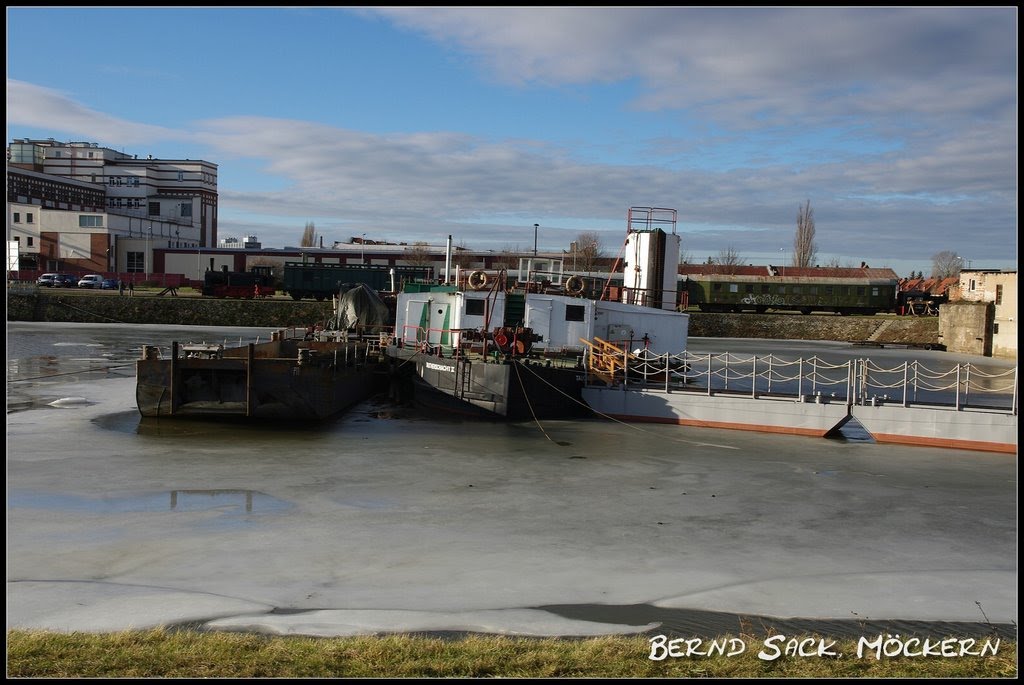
[
  {"left": 403, "top": 241, "right": 434, "bottom": 267},
  {"left": 717, "top": 246, "right": 743, "bottom": 266},
  {"left": 793, "top": 200, "right": 817, "bottom": 268},
  {"left": 679, "top": 248, "right": 694, "bottom": 265},
  {"left": 300, "top": 221, "right": 318, "bottom": 248},
  {"left": 571, "top": 231, "right": 605, "bottom": 273},
  {"left": 931, "top": 251, "right": 962, "bottom": 279},
  {"left": 823, "top": 256, "right": 857, "bottom": 269}
]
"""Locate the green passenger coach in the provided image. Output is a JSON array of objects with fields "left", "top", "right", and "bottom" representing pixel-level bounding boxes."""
[{"left": 685, "top": 274, "right": 899, "bottom": 315}]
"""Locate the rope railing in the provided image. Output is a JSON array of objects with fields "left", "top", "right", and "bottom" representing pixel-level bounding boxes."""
[{"left": 579, "top": 339, "right": 1017, "bottom": 413}]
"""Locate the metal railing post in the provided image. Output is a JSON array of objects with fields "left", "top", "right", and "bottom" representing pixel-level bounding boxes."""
[
  {"left": 706, "top": 354, "right": 712, "bottom": 396},
  {"left": 955, "top": 364, "right": 961, "bottom": 410},
  {"left": 902, "top": 362, "right": 908, "bottom": 407},
  {"left": 963, "top": 364, "right": 971, "bottom": 408}
]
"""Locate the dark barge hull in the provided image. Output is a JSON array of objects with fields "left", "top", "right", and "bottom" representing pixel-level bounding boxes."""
[
  {"left": 387, "top": 345, "right": 591, "bottom": 420},
  {"left": 137, "top": 337, "right": 386, "bottom": 421}
]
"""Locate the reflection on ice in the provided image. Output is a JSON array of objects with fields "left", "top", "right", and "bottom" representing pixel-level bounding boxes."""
[{"left": 9, "top": 489, "right": 293, "bottom": 516}]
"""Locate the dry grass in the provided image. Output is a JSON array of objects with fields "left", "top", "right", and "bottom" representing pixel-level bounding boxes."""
[{"left": 6, "top": 630, "right": 1017, "bottom": 678}]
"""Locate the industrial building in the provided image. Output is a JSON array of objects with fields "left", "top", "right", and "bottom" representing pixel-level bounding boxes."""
[{"left": 7, "top": 138, "right": 215, "bottom": 275}]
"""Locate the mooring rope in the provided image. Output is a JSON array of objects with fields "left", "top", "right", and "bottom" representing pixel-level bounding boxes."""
[
  {"left": 9, "top": 361, "right": 137, "bottom": 383},
  {"left": 512, "top": 360, "right": 558, "bottom": 444},
  {"left": 516, "top": 358, "right": 739, "bottom": 449}
]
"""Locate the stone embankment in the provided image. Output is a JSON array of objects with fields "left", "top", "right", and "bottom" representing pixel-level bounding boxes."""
[
  {"left": 693, "top": 311, "right": 939, "bottom": 344},
  {"left": 6, "top": 290, "right": 940, "bottom": 345}
]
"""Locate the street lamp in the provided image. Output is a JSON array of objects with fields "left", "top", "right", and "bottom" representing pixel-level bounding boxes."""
[
  {"left": 533, "top": 224, "right": 539, "bottom": 257},
  {"left": 779, "top": 248, "right": 785, "bottom": 277}
]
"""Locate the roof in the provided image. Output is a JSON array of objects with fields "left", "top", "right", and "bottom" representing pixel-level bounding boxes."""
[{"left": 898, "top": 276, "right": 959, "bottom": 295}]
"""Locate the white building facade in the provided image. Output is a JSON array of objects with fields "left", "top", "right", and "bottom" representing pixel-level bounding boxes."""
[{"left": 7, "top": 138, "right": 216, "bottom": 276}]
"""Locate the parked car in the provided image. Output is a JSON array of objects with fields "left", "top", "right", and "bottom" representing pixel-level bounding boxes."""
[
  {"left": 36, "top": 273, "right": 59, "bottom": 287},
  {"left": 100, "top": 278, "right": 119, "bottom": 290},
  {"left": 54, "top": 273, "right": 79, "bottom": 287},
  {"left": 78, "top": 274, "right": 105, "bottom": 288}
]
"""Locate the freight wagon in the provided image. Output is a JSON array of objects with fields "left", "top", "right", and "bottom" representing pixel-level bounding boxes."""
[
  {"left": 282, "top": 262, "right": 432, "bottom": 301},
  {"left": 685, "top": 274, "right": 899, "bottom": 315}
]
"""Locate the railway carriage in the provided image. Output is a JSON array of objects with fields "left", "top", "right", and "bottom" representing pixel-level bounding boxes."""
[{"left": 685, "top": 273, "right": 899, "bottom": 315}]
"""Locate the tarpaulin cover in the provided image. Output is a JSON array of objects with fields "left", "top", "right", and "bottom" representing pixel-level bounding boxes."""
[{"left": 333, "top": 284, "right": 390, "bottom": 330}]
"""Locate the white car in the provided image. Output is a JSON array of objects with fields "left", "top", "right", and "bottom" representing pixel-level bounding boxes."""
[{"left": 77, "top": 274, "right": 105, "bottom": 288}]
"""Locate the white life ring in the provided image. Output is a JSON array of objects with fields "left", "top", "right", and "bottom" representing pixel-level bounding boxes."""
[
  {"left": 565, "top": 275, "right": 584, "bottom": 295},
  {"left": 468, "top": 271, "right": 489, "bottom": 290}
]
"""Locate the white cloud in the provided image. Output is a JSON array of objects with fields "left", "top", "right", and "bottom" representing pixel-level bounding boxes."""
[
  {"left": 6, "top": 80, "right": 184, "bottom": 146},
  {"left": 363, "top": 7, "right": 1015, "bottom": 127}
]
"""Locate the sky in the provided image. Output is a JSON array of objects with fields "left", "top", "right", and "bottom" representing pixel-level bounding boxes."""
[{"left": 6, "top": 6, "right": 1018, "bottom": 277}]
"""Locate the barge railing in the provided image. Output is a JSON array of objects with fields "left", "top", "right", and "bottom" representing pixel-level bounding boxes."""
[{"left": 583, "top": 346, "right": 1018, "bottom": 414}]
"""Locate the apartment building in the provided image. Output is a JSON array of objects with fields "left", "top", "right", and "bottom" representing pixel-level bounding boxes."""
[{"left": 7, "top": 138, "right": 217, "bottom": 275}]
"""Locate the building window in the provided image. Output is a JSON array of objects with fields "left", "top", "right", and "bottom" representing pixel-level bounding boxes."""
[
  {"left": 178, "top": 171, "right": 184, "bottom": 181},
  {"left": 728, "top": 284, "right": 739, "bottom": 293},
  {"left": 26, "top": 213, "right": 33, "bottom": 224},
  {"left": 13, "top": 212, "right": 19, "bottom": 223},
  {"left": 148, "top": 201, "right": 160, "bottom": 216},
  {"left": 712, "top": 283, "right": 723, "bottom": 292},
  {"left": 27, "top": 237, "right": 34, "bottom": 247},
  {"left": 872, "top": 287, "right": 879, "bottom": 297},
  {"left": 744, "top": 284, "right": 754, "bottom": 293},
  {"left": 180, "top": 202, "right": 193, "bottom": 217},
  {"left": 995, "top": 284, "right": 1003, "bottom": 305},
  {"left": 13, "top": 236, "right": 19, "bottom": 243},
  {"left": 465, "top": 299, "right": 485, "bottom": 316},
  {"left": 993, "top": 323, "right": 999, "bottom": 334},
  {"left": 79, "top": 215, "right": 104, "bottom": 227},
  {"left": 127, "top": 251, "right": 145, "bottom": 273},
  {"left": 565, "top": 305, "right": 585, "bottom": 322},
  {"left": 969, "top": 279, "right": 976, "bottom": 291}
]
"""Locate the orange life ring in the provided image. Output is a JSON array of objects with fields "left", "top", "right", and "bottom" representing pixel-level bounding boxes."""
[
  {"left": 565, "top": 275, "right": 584, "bottom": 295},
  {"left": 468, "top": 271, "right": 489, "bottom": 290},
  {"left": 494, "top": 332, "right": 508, "bottom": 348}
]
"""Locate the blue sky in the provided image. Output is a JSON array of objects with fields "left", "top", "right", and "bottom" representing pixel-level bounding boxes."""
[{"left": 6, "top": 6, "right": 1018, "bottom": 277}]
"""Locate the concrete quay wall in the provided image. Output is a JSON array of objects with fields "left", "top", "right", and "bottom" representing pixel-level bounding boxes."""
[
  {"left": 6, "top": 291, "right": 939, "bottom": 345},
  {"left": 6, "top": 291, "right": 335, "bottom": 330},
  {"left": 689, "top": 311, "right": 939, "bottom": 345}
]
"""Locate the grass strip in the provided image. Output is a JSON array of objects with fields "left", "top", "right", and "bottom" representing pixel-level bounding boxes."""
[{"left": 6, "top": 630, "right": 1017, "bottom": 678}]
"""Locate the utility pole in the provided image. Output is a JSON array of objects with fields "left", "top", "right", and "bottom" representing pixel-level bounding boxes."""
[{"left": 533, "top": 224, "right": 539, "bottom": 257}]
